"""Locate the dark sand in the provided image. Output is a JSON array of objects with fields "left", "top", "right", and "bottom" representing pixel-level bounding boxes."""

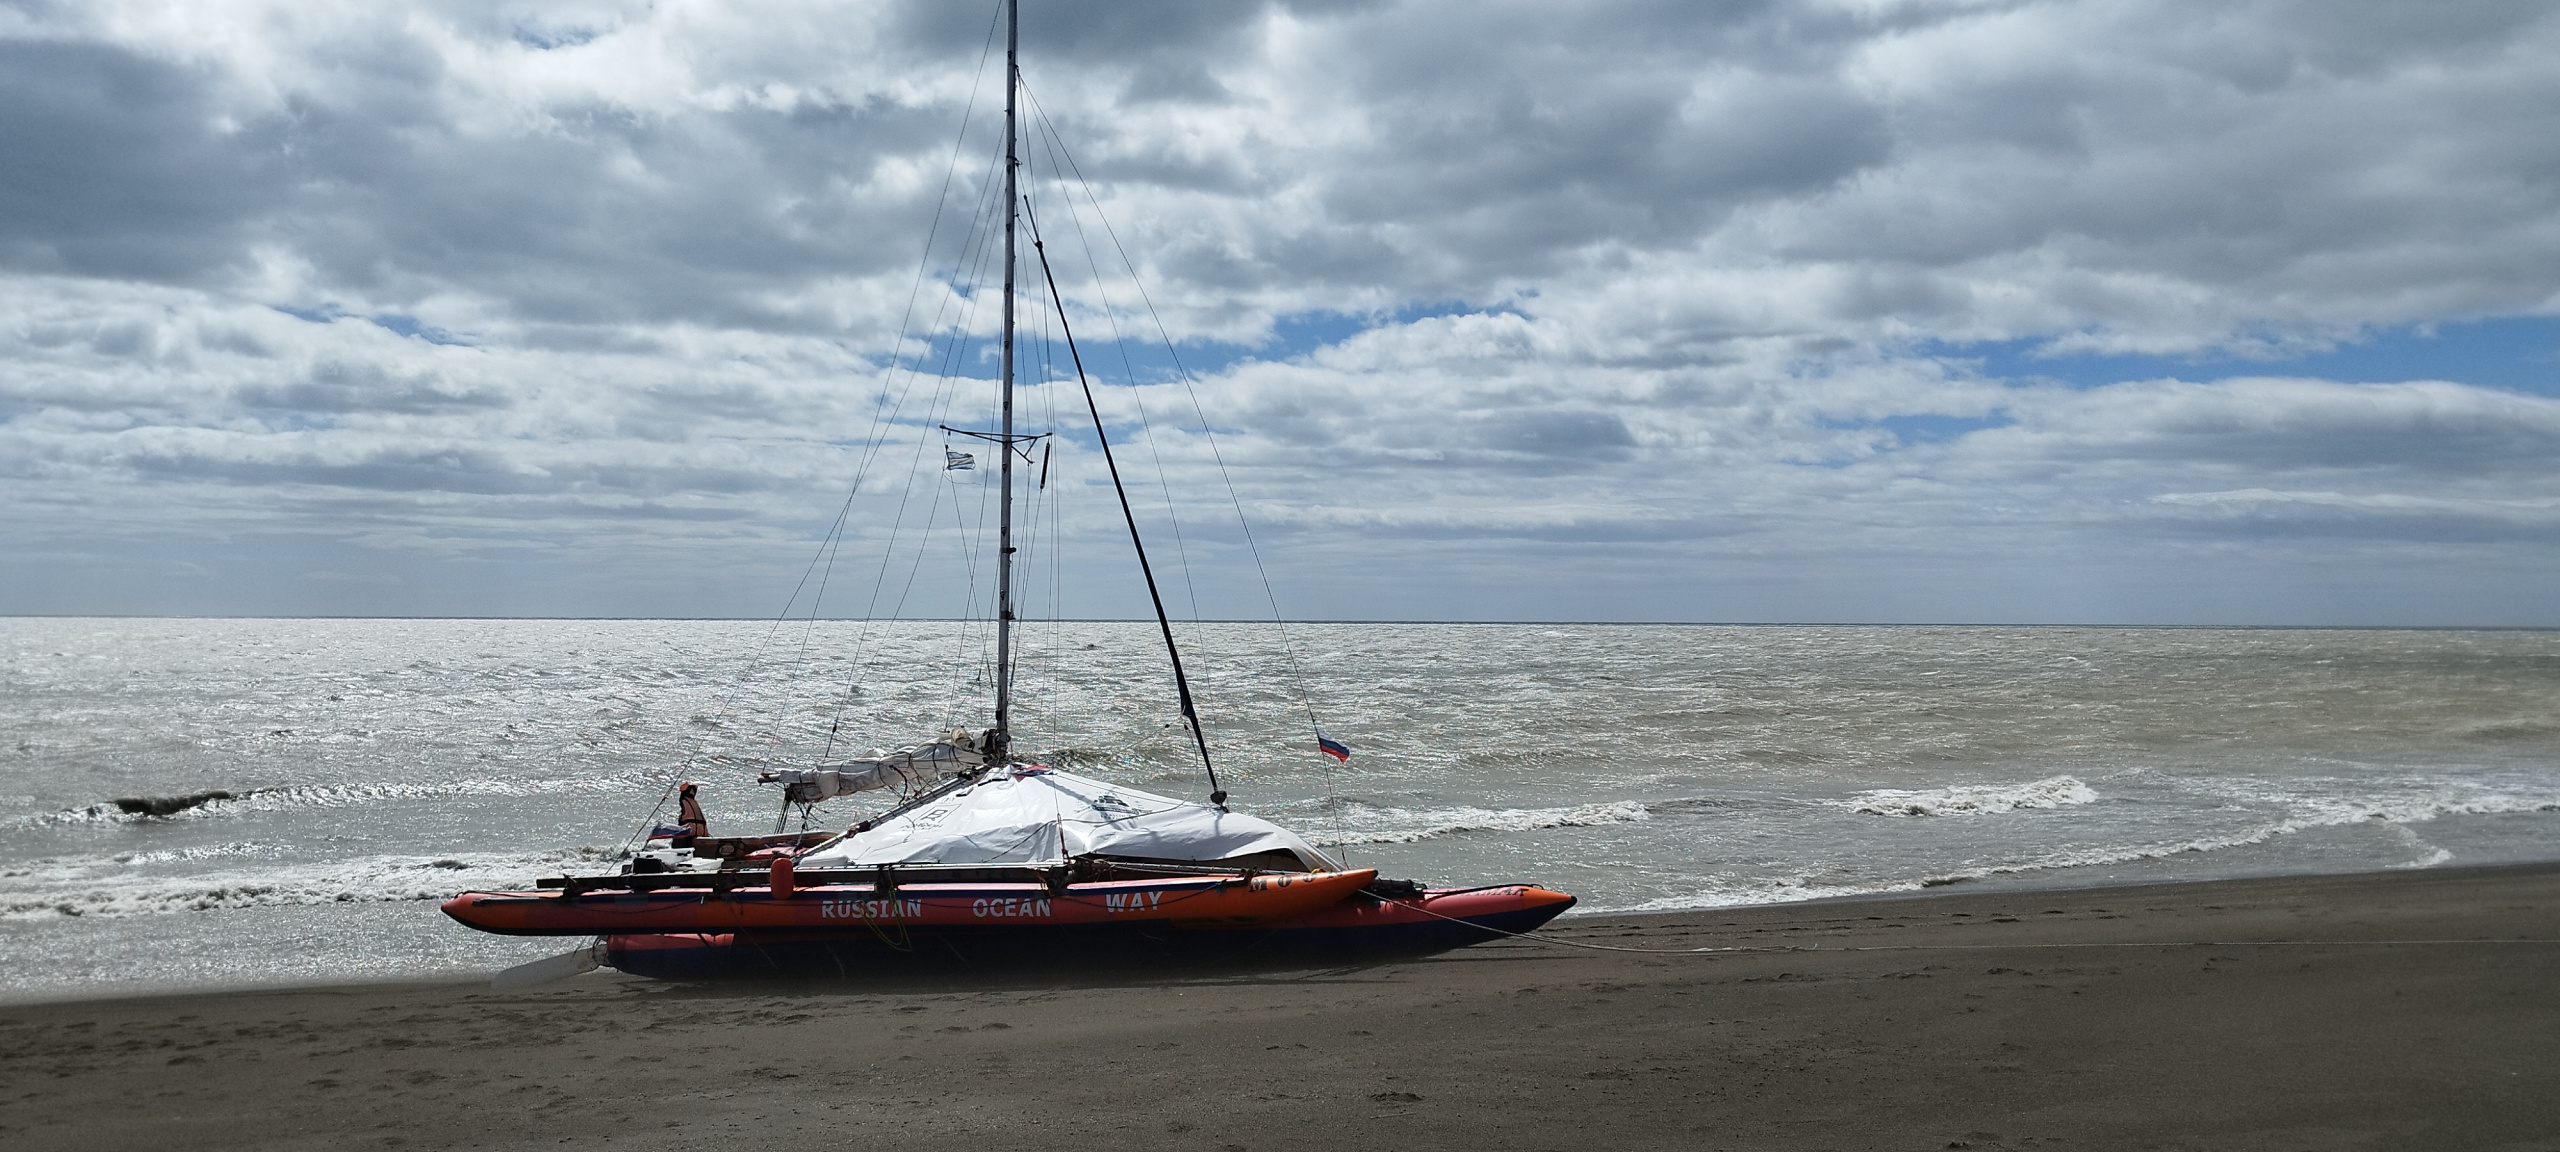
[{"left": 6, "top": 863, "right": 2558, "bottom": 1151}]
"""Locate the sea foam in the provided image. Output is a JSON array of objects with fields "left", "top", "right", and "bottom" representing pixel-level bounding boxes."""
[
  {"left": 8, "top": 774, "right": 653, "bottom": 830},
  {"left": 1604, "top": 780, "right": 2560, "bottom": 914},
  {"left": 0, "top": 846, "right": 620, "bottom": 921},
  {"left": 1839, "top": 775, "right": 2099, "bottom": 817},
  {"left": 7, "top": 617, "right": 2559, "bottom": 998},
  {"left": 1310, "top": 800, "right": 1652, "bottom": 846}
]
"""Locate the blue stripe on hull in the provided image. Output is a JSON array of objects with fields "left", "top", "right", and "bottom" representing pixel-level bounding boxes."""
[{"left": 603, "top": 901, "right": 1573, "bottom": 981}]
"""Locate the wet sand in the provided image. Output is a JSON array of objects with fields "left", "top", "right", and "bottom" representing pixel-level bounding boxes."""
[{"left": 4, "top": 862, "right": 2557, "bottom": 1151}]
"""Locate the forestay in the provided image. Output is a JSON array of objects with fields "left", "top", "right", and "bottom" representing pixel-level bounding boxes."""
[{"left": 798, "top": 767, "right": 1335, "bottom": 870}]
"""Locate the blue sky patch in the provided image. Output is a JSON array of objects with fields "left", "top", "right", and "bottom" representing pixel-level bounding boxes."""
[
  {"left": 1069, "top": 299, "right": 1496, "bottom": 382},
  {"left": 365, "top": 314, "right": 469, "bottom": 346},
  {"left": 1879, "top": 412, "right": 2012, "bottom": 444},
  {"left": 904, "top": 300, "right": 1506, "bottom": 387},
  {"left": 1931, "top": 315, "right": 2560, "bottom": 396},
  {"left": 511, "top": 24, "right": 599, "bottom": 51},
  {"left": 272, "top": 305, "right": 470, "bottom": 346}
]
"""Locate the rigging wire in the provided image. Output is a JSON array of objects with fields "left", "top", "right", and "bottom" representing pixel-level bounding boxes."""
[
  {"left": 1022, "top": 86, "right": 1331, "bottom": 726},
  {"left": 920, "top": 150, "right": 1015, "bottom": 697},
  {"left": 1015, "top": 258, "right": 1069, "bottom": 749},
  {"left": 1022, "top": 83, "right": 1344, "bottom": 832},
  {"left": 821, "top": 6, "right": 1010, "bottom": 719},
  {"left": 637, "top": 6, "right": 1339, "bottom": 846},
  {"left": 621, "top": 4, "right": 1011, "bottom": 850},
  {"left": 1021, "top": 92, "right": 1206, "bottom": 627},
  {"left": 820, "top": 122, "right": 1016, "bottom": 757},
  {"left": 786, "top": 6, "right": 1009, "bottom": 759},
  {"left": 1024, "top": 193, "right": 1226, "bottom": 807}
]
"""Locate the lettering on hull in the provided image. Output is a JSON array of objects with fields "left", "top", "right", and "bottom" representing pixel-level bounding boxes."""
[
  {"left": 1101, "top": 890, "right": 1167, "bottom": 913},
  {"left": 970, "top": 897, "right": 1054, "bottom": 918},
  {"left": 818, "top": 898, "right": 925, "bottom": 920}
]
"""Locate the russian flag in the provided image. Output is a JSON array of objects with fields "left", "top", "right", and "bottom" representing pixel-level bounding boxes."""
[{"left": 1316, "top": 735, "right": 1350, "bottom": 763}]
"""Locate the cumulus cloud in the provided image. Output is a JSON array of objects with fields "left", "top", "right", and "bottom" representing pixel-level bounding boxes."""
[{"left": 1, "top": 0, "right": 2557, "bottom": 622}]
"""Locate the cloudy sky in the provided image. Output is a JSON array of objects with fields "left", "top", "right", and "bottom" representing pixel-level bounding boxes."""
[{"left": 4, "top": 0, "right": 2558, "bottom": 624}]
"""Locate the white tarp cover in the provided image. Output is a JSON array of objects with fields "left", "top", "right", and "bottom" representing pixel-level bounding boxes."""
[{"left": 798, "top": 767, "right": 1333, "bottom": 870}]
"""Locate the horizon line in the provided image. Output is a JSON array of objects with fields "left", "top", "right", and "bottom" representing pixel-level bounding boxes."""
[{"left": 0, "top": 614, "right": 2552, "bottom": 631}]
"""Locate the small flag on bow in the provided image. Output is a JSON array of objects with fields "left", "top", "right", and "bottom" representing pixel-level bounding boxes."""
[
  {"left": 1316, "top": 735, "right": 1350, "bottom": 763},
  {"left": 944, "top": 449, "right": 975, "bottom": 470}
]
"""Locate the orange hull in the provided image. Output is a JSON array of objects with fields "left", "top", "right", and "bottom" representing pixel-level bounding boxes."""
[
  {"left": 1252, "top": 882, "right": 1576, "bottom": 932},
  {"left": 443, "top": 868, "right": 1376, "bottom": 937},
  {"left": 592, "top": 882, "right": 1580, "bottom": 978}
]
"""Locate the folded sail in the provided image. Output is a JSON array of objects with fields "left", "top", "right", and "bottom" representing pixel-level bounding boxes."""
[{"left": 761, "top": 729, "right": 986, "bottom": 801}]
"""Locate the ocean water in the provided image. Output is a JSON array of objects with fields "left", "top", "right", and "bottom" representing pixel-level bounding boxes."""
[{"left": 4, "top": 617, "right": 2557, "bottom": 1001}]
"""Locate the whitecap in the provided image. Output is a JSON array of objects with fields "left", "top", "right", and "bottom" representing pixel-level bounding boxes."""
[
  {"left": 6, "top": 774, "right": 654, "bottom": 830},
  {"left": 1609, "top": 874, "right": 1922, "bottom": 913},
  {"left": 1838, "top": 775, "right": 2098, "bottom": 817},
  {"left": 0, "top": 846, "right": 623, "bottom": 921},
  {"left": 1310, "top": 800, "right": 1650, "bottom": 846},
  {"left": 1610, "top": 783, "right": 2560, "bottom": 914}
]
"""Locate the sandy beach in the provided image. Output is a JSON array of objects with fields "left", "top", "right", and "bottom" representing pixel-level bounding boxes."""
[{"left": 4, "top": 862, "right": 2556, "bottom": 1151}]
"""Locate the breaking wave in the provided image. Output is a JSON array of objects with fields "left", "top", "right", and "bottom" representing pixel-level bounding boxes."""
[
  {"left": 1941, "top": 788, "right": 2560, "bottom": 884},
  {"left": 11, "top": 775, "right": 648, "bottom": 830},
  {"left": 1613, "top": 875, "right": 1934, "bottom": 914},
  {"left": 1601, "top": 786, "right": 2560, "bottom": 915},
  {"left": 1313, "top": 800, "right": 1652, "bottom": 846},
  {"left": 0, "top": 846, "right": 622, "bottom": 921},
  {"left": 1839, "top": 775, "right": 2099, "bottom": 817}
]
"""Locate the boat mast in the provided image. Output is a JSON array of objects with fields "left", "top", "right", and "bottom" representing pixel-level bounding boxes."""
[{"left": 990, "top": 0, "right": 1020, "bottom": 764}]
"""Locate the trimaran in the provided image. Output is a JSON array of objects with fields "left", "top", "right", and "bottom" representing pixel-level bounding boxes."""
[{"left": 442, "top": 0, "right": 1574, "bottom": 980}]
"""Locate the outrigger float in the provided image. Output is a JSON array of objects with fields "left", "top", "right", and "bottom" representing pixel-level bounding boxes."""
[{"left": 441, "top": 0, "right": 1574, "bottom": 980}]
